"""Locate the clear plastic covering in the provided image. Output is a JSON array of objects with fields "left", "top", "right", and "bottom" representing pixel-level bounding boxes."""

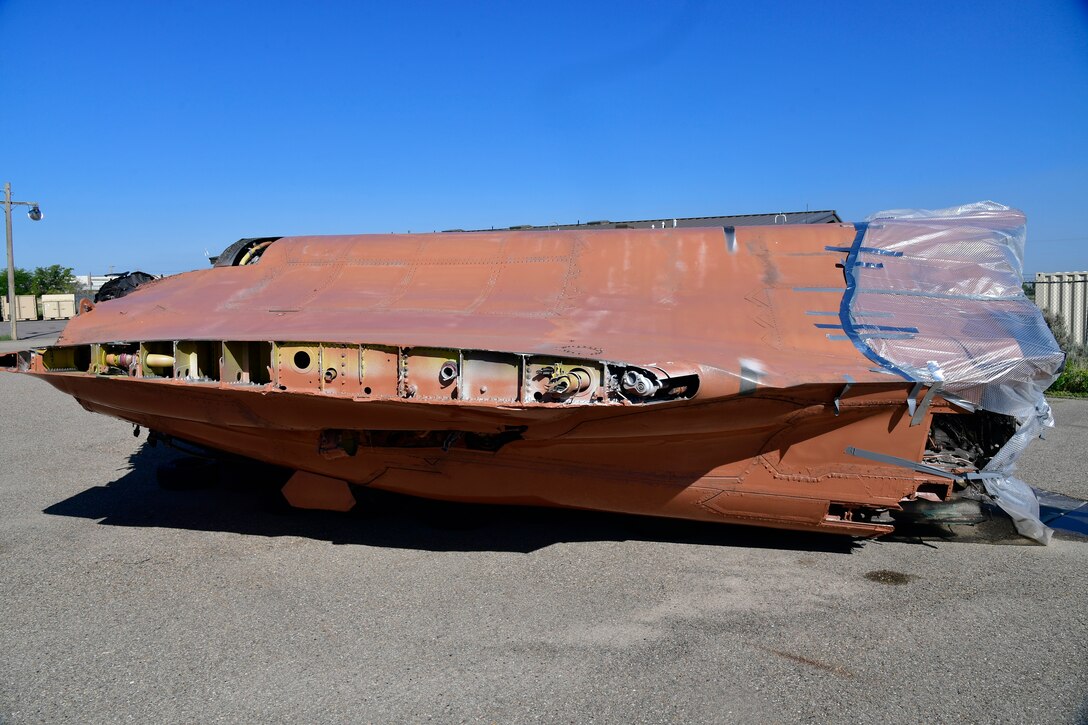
[{"left": 853, "top": 202, "right": 1065, "bottom": 543}]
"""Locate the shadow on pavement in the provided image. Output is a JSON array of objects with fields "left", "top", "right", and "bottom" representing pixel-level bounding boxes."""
[
  {"left": 882, "top": 495, "right": 1088, "bottom": 545},
  {"left": 0, "top": 319, "right": 67, "bottom": 352},
  {"left": 43, "top": 442, "right": 861, "bottom": 555}
]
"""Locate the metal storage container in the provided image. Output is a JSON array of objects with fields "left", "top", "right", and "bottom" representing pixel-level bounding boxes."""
[
  {"left": 1, "top": 295, "right": 38, "bottom": 321},
  {"left": 41, "top": 293, "right": 77, "bottom": 320}
]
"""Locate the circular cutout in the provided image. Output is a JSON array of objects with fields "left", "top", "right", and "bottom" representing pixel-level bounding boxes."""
[
  {"left": 533, "top": 391, "right": 544, "bottom": 402},
  {"left": 364, "top": 386, "right": 372, "bottom": 395},
  {"left": 438, "top": 361, "right": 458, "bottom": 385},
  {"left": 293, "top": 350, "right": 311, "bottom": 370}
]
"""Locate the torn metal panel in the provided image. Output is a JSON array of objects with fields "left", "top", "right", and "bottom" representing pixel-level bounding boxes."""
[{"left": 0, "top": 203, "right": 1063, "bottom": 541}]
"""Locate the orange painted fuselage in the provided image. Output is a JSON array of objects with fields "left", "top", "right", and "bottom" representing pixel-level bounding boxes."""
[{"left": 8, "top": 222, "right": 1033, "bottom": 536}]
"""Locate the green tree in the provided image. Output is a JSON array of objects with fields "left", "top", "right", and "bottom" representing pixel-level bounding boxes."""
[
  {"left": 1041, "top": 310, "right": 1087, "bottom": 395},
  {"left": 30, "top": 265, "right": 77, "bottom": 295},
  {"left": 1043, "top": 309, "right": 1086, "bottom": 362},
  {"left": 0, "top": 267, "right": 33, "bottom": 297}
]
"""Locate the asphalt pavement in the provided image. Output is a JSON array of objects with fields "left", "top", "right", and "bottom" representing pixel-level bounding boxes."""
[
  {"left": 1, "top": 372, "right": 1085, "bottom": 724},
  {"left": 0, "top": 319, "right": 67, "bottom": 352}
]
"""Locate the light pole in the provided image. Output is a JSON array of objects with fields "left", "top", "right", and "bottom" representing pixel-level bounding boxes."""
[{"left": 3, "top": 182, "right": 44, "bottom": 341}]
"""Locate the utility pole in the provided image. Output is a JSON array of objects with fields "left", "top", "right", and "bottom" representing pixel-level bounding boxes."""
[
  {"left": 4, "top": 183, "right": 15, "bottom": 341},
  {"left": 3, "top": 182, "right": 44, "bottom": 342}
]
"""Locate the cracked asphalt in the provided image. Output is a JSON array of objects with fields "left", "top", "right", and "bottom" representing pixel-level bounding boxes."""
[{"left": 1, "top": 371, "right": 1085, "bottom": 724}]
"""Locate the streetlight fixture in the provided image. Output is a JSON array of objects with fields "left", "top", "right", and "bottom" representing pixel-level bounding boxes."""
[{"left": 4, "top": 182, "right": 44, "bottom": 342}]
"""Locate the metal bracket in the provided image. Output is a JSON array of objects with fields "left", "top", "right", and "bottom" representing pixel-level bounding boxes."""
[
  {"left": 844, "top": 446, "right": 960, "bottom": 481},
  {"left": 845, "top": 446, "right": 1002, "bottom": 486}
]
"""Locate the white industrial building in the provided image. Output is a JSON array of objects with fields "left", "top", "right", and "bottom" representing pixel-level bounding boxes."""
[
  {"left": 1035, "top": 272, "right": 1088, "bottom": 348},
  {"left": 73, "top": 274, "right": 116, "bottom": 294}
]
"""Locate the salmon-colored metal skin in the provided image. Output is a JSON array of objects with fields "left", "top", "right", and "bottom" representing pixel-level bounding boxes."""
[
  {"left": 55, "top": 225, "right": 887, "bottom": 391},
  {"left": 14, "top": 224, "right": 974, "bottom": 536}
]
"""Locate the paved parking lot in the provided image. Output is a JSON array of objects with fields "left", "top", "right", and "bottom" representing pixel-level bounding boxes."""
[
  {"left": 0, "top": 319, "right": 67, "bottom": 350},
  {"left": 1, "top": 371, "right": 1085, "bottom": 723}
]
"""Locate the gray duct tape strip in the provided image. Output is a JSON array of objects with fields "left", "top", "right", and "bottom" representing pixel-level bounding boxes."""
[
  {"left": 827, "top": 332, "right": 916, "bottom": 341},
  {"left": 834, "top": 375, "right": 854, "bottom": 416},
  {"left": 906, "top": 382, "right": 923, "bottom": 418},
  {"left": 807, "top": 310, "right": 896, "bottom": 318},
  {"left": 739, "top": 360, "right": 763, "bottom": 395},
  {"left": 724, "top": 226, "right": 737, "bottom": 253},
  {"left": 940, "top": 392, "right": 977, "bottom": 412},
  {"left": 910, "top": 383, "right": 943, "bottom": 427}
]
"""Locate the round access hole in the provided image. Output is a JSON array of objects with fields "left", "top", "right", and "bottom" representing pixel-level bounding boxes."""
[{"left": 293, "top": 350, "right": 311, "bottom": 370}]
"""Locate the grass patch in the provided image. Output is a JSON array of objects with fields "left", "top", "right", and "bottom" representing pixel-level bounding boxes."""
[
  {"left": 0, "top": 334, "right": 10, "bottom": 342},
  {"left": 1048, "top": 357, "right": 1088, "bottom": 397}
]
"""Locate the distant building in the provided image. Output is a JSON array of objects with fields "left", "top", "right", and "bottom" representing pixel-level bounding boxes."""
[
  {"left": 73, "top": 274, "right": 115, "bottom": 294},
  {"left": 1035, "top": 271, "right": 1088, "bottom": 348},
  {"left": 448, "top": 210, "right": 840, "bottom": 233}
]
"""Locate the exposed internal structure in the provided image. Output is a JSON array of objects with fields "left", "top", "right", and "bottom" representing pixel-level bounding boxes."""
[
  {"left": 34, "top": 340, "right": 695, "bottom": 405},
  {"left": 926, "top": 412, "right": 1019, "bottom": 473}
]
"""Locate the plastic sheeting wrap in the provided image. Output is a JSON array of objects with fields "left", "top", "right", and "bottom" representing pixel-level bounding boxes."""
[{"left": 845, "top": 202, "right": 1065, "bottom": 542}]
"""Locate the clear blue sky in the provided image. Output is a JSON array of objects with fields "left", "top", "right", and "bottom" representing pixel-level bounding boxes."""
[{"left": 2, "top": 1, "right": 1086, "bottom": 277}]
